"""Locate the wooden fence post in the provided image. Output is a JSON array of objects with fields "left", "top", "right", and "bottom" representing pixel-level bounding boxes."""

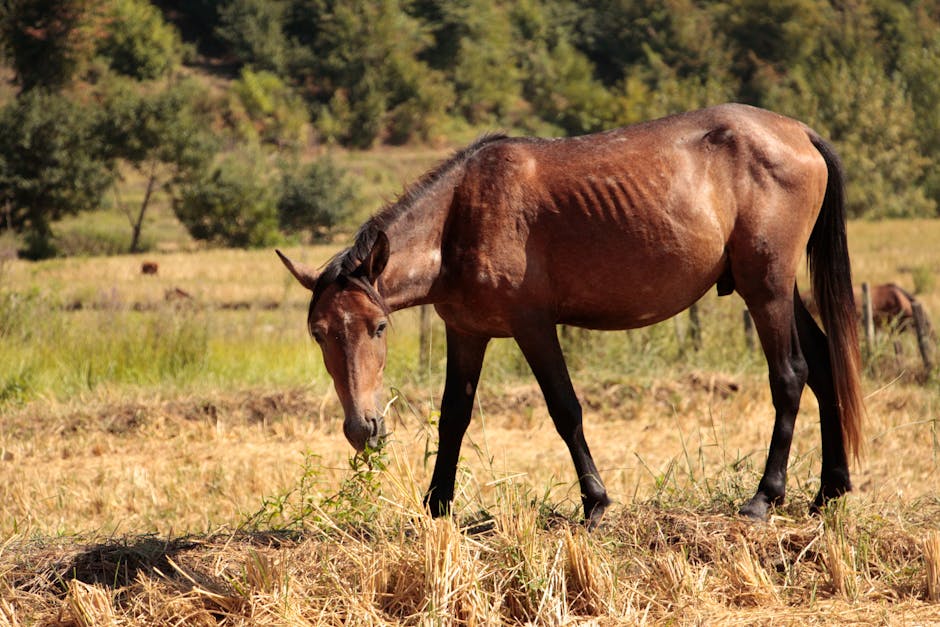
[
  {"left": 861, "top": 282, "right": 874, "bottom": 353},
  {"left": 419, "top": 305, "right": 431, "bottom": 372},
  {"left": 912, "top": 301, "right": 935, "bottom": 374},
  {"left": 743, "top": 309, "right": 756, "bottom": 351},
  {"left": 689, "top": 303, "right": 701, "bottom": 352}
]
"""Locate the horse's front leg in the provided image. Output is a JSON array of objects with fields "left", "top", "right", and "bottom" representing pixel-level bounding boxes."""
[
  {"left": 424, "top": 327, "right": 489, "bottom": 517},
  {"left": 513, "top": 320, "right": 611, "bottom": 528}
]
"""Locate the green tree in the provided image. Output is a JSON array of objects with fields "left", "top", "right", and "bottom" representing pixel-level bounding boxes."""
[
  {"left": 99, "top": 78, "right": 218, "bottom": 252},
  {"left": 289, "top": 0, "right": 453, "bottom": 147},
  {"left": 97, "top": 0, "right": 183, "bottom": 80},
  {"left": 765, "top": 55, "right": 935, "bottom": 219},
  {"left": 574, "top": 0, "right": 734, "bottom": 86},
  {"left": 216, "top": 0, "right": 290, "bottom": 73},
  {"left": 175, "top": 150, "right": 281, "bottom": 248},
  {"left": 419, "top": 0, "right": 522, "bottom": 124},
  {"left": 567, "top": 0, "right": 737, "bottom": 126},
  {"left": 888, "top": 3, "right": 940, "bottom": 207},
  {"left": 278, "top": 157, "right": 359, "bottom": 238},
  {"left": 0, "top": 90, "right": 112, "bottom": 258},
  {"left": 228, "top": 68, "right": 309, "bottom": 148},
  {"left": 721, "top": 0, "right": 829, "bottom": 96},
  {"left": 522, "top": 37, "right": 617, "bottom": 134},
  {"left": 0, "top": 0, "right": 98, "bottom": 92}
]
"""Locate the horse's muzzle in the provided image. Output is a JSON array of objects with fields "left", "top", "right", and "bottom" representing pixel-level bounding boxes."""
[{"left": 344, "top": 414, "right": 387, "bottom": 452}]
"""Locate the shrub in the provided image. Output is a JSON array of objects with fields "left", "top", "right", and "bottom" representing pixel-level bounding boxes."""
[
  {"left": 277, "top": 157, "right": 359, "bottom": 238},
  {"left": 175, "top": 151, "right": 282, "bottom": 248}
]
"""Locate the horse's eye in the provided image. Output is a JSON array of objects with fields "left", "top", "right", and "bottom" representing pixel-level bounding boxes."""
[
  {"left": 311, "top": 329, "right": 325, "bottom": 344},
  {"left": 374, "top": 320, "right": 388, "bottom": 338}
]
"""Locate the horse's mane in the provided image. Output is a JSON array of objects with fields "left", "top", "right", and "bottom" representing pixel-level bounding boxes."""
[{"left": 310, "top": 133, "right": 508, "bottom": 310}]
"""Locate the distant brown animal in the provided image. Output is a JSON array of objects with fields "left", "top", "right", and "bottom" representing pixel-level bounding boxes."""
[
  {"left": 141, "top": 261, "right": 159, "bottom": 275},
  {"left": 803, "top": 283, "right": 931, "bottom": 333},
  {"left": 164, "top": 287, "right": 192, "bottom": 302},
  {"left": 278, "top": 103, "right": 863, "bottom": 526}
]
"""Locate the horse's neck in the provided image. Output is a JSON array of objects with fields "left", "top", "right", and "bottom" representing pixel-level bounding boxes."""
[{"left": 377, "top": 173, "right": 456, "bottom": 311}]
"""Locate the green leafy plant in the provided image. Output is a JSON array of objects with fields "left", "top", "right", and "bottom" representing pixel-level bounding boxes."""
[{"left": 243, "top": 442, "right": 389, "bottom": 532}]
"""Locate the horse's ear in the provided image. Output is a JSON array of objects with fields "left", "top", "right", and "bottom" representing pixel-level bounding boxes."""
[
  {"left": 361, "top": 232, "right": 389, "bottom": 284},
  {"left": 276, "top": 249, "right": 319, "bottom": 291}
]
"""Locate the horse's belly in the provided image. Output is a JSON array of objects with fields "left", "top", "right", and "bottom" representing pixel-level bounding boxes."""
[
  {"left": 548, "top": 230, "right": 728, "bottom": 329},
  {"left": 555, "top": 272, "right": 723, "bottom": 329}
]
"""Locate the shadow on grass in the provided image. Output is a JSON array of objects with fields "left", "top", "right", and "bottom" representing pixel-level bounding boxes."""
[{"left": 7, "top": 530, "right": 306, "bottom": 598}]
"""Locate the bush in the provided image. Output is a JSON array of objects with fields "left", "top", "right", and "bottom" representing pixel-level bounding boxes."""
[
  {"left": 175, "top": 151, "right": 282, "bottom": 248},
  {"left": 278, "top": 157, "right": 359, "bottom": 238}
]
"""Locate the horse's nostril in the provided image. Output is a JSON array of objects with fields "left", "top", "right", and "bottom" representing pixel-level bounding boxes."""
[{"left": 370, "top": 417, "right": 379, "bottom": 438}]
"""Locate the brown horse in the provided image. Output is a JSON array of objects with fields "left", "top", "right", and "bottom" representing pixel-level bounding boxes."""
[
  {"left": 278, "top": 103, "right": 864, "bottom": 526},
  {"left": 804, "top": 282, "right": 932, "bottom": 333}
]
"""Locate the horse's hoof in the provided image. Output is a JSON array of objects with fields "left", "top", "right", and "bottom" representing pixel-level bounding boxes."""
[
  {"left": 811, "top": 481, "right": 851, "bottom": 516},
  {"left": 583, "top": 497, "right": 611, "bottom": 531},
  {"left": 738, "top": 497, "right": 771, "bottom": 521}
]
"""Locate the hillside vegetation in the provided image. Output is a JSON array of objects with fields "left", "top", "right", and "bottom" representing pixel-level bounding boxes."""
[{"left": 2, "top": 0, "right": 940, "bottom": 259}]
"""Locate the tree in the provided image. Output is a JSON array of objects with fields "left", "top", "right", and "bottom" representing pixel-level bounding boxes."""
[
  {"left": 722, "top": 0, "right": 829, "bottom": 97},
  {"left": 228, "top": 68, "right": 309, "bottom": 148},
  {"left": 565, "top": 0, "right": 737, "bottom": 126},
  {"left": 890, "top": 5, "right": 940, "bottom": 207},
  {"left": 99, "top": 78, "right": 217, "bottom": 253},
  {"left": 0, "top": 90, "right": 112, "bottom": 258},
  {"left": 419, "top": 0, "right": 522, "bottom": 124},
  {"left": 0, "top": 0, "right": 99, "bottom": 92},
  {"left": 278, "top": 157, "right": 359, "bottom": 238},
  {"left": 764, "top": 55, "right": 935, "bottom": 219},
  {"left": 175, "top": 150, "right": 282, "bottom": 248},
  {"left": 216, "top": 0, "right": 290, "bottom": 73},
  {"left": 289, "top": 0, "right": 453, "bottom": 147},
  {"left": 97, "top": 0, "right": 184, "bottom": 80}
]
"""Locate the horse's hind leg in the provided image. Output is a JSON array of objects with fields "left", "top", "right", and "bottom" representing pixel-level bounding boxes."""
[
  {"left": 738, "top": 288, "right": 809, "bottom": 520},
  {"left": 794, "top": 291, "right": 852, "bottom": 511}
]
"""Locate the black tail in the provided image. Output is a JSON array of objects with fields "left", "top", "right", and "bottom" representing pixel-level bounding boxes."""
[{"left": 806, "top": 134, "right": 864, "bottom": 462}]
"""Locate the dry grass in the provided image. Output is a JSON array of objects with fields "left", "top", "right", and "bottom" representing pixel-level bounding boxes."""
[
  {"left": 1, "top": 219, "right": 939, "bottom": 623},
  {"left": 2, "top": 500, "right": 939, "bottom": 624},
  {"left": 0, "top": 377, "right": 938, "bottom": 625}
]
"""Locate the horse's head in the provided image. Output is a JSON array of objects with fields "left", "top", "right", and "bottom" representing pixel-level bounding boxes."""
[{"left": 277, "top": 235, "right": 391, "bottom": 452}]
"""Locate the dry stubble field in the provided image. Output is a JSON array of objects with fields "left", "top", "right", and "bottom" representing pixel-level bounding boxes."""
[{"left": 1, "top": 220, "right": 939, "bottom": 625}]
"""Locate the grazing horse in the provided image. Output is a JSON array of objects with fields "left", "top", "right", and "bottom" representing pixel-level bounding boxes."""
[
  {"left": 278, "top": 103, "right": 864, "bottom": 526},
  {"left": 804, "top": 282, "right": 932, "bottom": 334}
]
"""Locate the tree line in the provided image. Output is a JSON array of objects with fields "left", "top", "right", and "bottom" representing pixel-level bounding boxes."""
[{"left": 1, "top": 0, "right": 939, "bottom": 257}]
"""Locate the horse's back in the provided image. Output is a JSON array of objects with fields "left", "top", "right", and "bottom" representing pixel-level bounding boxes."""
[{"left": 441, "top": 105, "right": 829, "bottom": 332}]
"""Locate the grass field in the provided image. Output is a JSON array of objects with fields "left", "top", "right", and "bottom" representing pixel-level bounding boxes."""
[{"left": 0, "top": 220, "right": 939, "bottom": 624}]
